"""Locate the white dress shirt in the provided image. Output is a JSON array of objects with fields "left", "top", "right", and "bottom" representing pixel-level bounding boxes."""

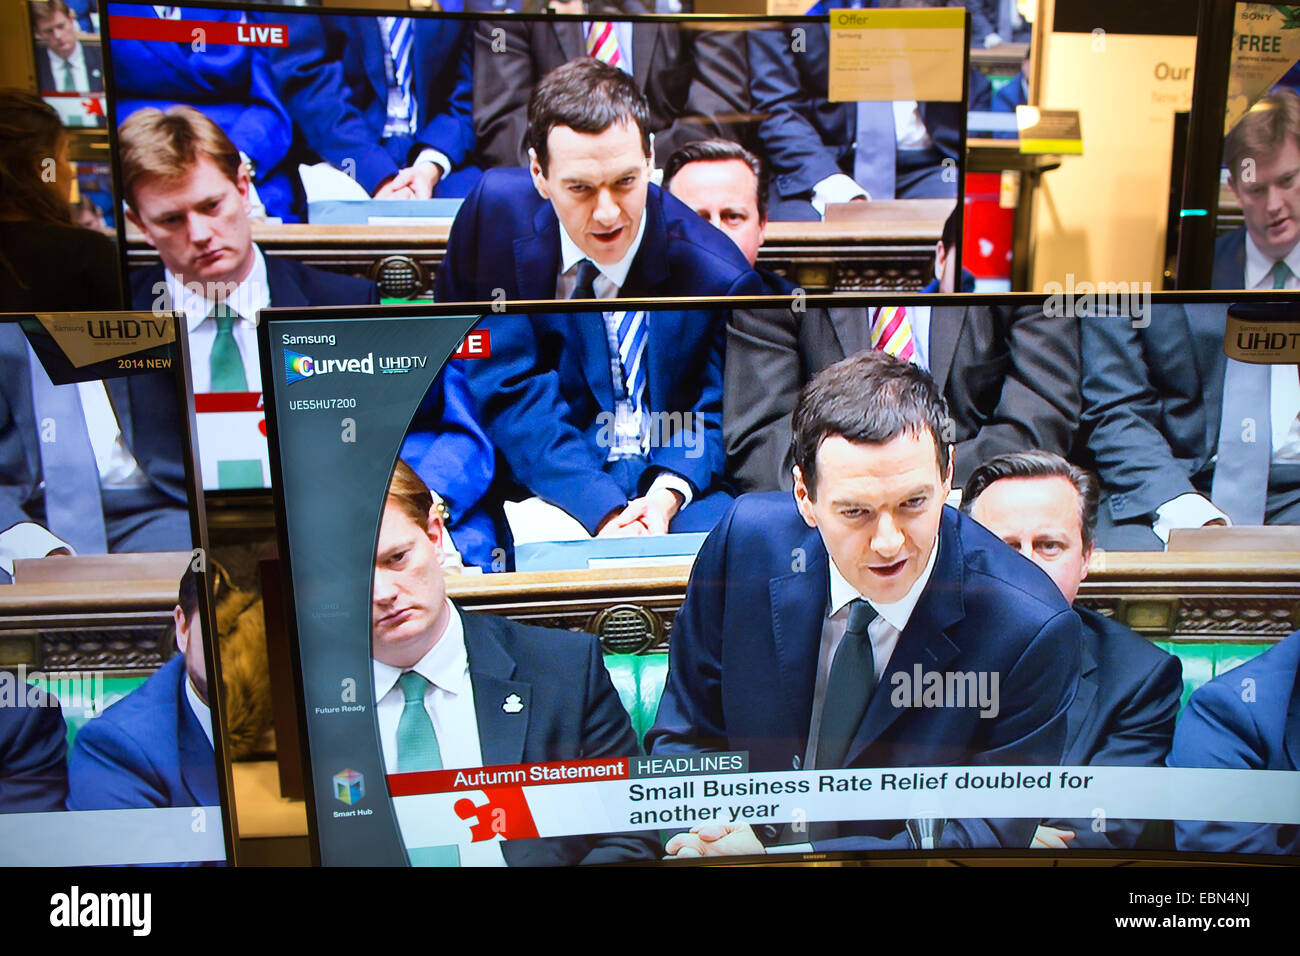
[
  {"left": 553, "top": 215, "right": 694, "bottom": 508},
  {"left": 373, "top": 602, "right": 507, "bottom": 866},
  {"left": 802, "top": 534, "right": 941, "bottom": 771},
  {"left": 1154, "top": 234, "right": 1300, "bottom": 541},
  {"left": 167, "top": 244, "right": 269, "bottom": 393},
  {"left": 185, "top": 676, "right": 214, "bottom": 749},
  {"left": 810, "top": 102, "right": 936, "bottom": 214}
]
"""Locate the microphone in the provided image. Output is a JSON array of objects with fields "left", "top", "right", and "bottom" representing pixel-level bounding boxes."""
[{"left": 906, "top": 817, "right": 946, "bottom": 850}]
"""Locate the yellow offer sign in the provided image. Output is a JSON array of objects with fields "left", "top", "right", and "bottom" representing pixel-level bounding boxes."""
[{"left": 827, "top": 7, "right": 966, "bottom": 103}]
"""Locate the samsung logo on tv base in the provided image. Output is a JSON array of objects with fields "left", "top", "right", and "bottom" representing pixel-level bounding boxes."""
[{"left": 49, "top": 886, "right": 151, "bottom": 936}]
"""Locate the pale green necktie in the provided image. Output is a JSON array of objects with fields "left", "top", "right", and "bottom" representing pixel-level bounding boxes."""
[
  {"left": 208, "top": 303, "right": 248, "bottom": 392},
  {"left": 396, "top": 671, "right": 460, "bottom": 866}
]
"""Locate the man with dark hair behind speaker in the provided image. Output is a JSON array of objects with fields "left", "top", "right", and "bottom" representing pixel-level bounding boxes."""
[{"left": 962, "top": 450, "right": 1182, "bottom": 850}]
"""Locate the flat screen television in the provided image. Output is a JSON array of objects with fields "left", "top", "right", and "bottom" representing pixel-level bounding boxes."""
[
  {"left": 99, "top": 1, "right": 975, "bottom": 490},
  {"left": 257, "top": 291, "right": 1300, "bottom": 866},
  {"left": 0, "top": 310, "right": 236, "bottom": 867}
]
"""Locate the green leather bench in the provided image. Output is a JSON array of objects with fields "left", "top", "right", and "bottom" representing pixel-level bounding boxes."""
[{"left": 604, "top": 642, "right": 1274, "bottom": 743}]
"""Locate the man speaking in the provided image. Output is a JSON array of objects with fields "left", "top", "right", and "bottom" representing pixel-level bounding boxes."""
[
  {"left": 434, "top": 57, "right": 760, "bottom": 303},
  {"left": 646, "top": 351, "right": 1081, "bottom": 855}
]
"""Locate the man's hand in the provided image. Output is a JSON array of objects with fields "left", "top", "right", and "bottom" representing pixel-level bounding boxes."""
[
  {"left": 665, "top": 824, "right": 766, "bottom": 858},
  {"left": 602, "top": 486, "right": 682, "bottom": 537},
  {"left": 1031, "top": 825, "right": 1076, "bottom": 849},
  {"left": 375, "top": 162, "right": 442, "bottom": 200}
]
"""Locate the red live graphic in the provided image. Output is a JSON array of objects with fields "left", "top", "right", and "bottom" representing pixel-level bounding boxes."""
[
  {"left": 108, "top": 16, "right": 289, "bottom": 46},
  {"left": 453, "top": 329, "right": 490, "bottom": 359}
]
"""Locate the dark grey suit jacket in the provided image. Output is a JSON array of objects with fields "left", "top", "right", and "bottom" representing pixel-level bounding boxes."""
[
  {"left": 724, "top": 305, "right": 1081, "bottom": 491},
  {"left": 1079, "top": 302, "right": 1228, "bottom": 524},
  {"left": 471, "top": 19, "right": 751, "bottom": 169}
]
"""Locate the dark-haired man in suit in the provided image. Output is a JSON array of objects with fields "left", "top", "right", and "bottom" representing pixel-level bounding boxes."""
[
  {"left": 647, "top": 351, "right": 1080, "bottom": 856},
  {"left": 962, "top": 450, "right": 1182, "bottom": 850},
  {"left": 67, "top": 565, "right": 218, "bottom": 812},
  {"left": 435, "top": 58, "right": 761, "bottom": 303}
]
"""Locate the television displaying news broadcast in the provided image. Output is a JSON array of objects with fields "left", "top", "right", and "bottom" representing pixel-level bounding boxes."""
[
  {"left": 0, "top": 312, "right": 232, "bottom": 866},
  {"left": 259, "top": 295, "right": 1300, "bottom": 865},
  {"left": 28, "top": 0, "right": 108, "bottom": 130},
  {"left": 99, "top": 1, "right": 982, "bottom": 492}
]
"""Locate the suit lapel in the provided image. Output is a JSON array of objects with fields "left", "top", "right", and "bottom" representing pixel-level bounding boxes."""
[
  {"left": 631, "top": 24, "right": 659, "bottom": 93},
  {"left": 553, "top": 21, "right": 584, "bottom": 63},
  {"left": 176, "top": 665, "right": 218, "bottom": 806},
  {"left": 264, "top": 256, "right": 307, "bottom": 308},
  {"left": 827, "top": 307, "right": 867, "bottom": 358},
  {"left": 844, "top": 511, "right": 965, "bottom": 765},
  {"left": 927, "top": 306, "right": 968, "bottom": 393},
  {"left": 768, "top": 526, "right": 829, "bottom": 762},
  {"left": 1213, "top": 230, "right": 1246, "bottom": 290},
  {"left": 513, "top": 204, "right": 561, "bottom": 301},
  {"left": 1183, "top": 303, "right": 1229, "bottom": 450},
  {"left": 463, "top": 613, "right": 531, "bottom": 767},
  {"left": 1062, "top": 630, "right": 1100, "bottom": 763},
  {"left": 622, "top": 188, "right": 670, "bottom": 296},
  {"left": 574, "top": 313, "right": 616, "bottom": 412},
  {"left": 362, "top": 19, "right": 389, "bottom": 105}
]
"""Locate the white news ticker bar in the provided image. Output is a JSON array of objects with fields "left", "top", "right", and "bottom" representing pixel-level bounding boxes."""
[
  {"left": 390, "top": 765, "right": 1300, "bottom": 846},
  {"left": 0, "top": 807, "right": 226, "bottom": 866}
]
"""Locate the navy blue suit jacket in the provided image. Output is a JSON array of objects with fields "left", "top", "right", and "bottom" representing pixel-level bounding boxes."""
[
  {"left": 462, "top": 311, "right": 726, "bottom": 534},
  {"left": 257, "top": 14, "right": 475, "bottom": 195},
  {"left": 434, "top": 168, "right": 762, "bottom": 303},
  {"left": 457, "top": 610, "right": 659, "bottom": 866},
  {"left": 66, "top": 656, "right": 218, "bottom": 811},
  {"left": 646, "top": 495, "right": 1081, "bottom": 851},
  {"left": 0, "top": 685, "right": 68, "bottom": 812},
  {"left": 1080, "top": 303, "right": 1228, "bottom": 525},
  {"left": 747, "top": 14, "right": 962, "bottom": 203},
  {"left": 1212, "top": 227, "right": 1247, "bottom": 290},
  {"left": 1046, "top": 607, "right": 1181, "bottom": 850},
  {"left": 106, "top": 4, "right": 297, "bottom": 220},
  {"left": 1168, "top": 629, "right": 1300, "bottom": 855},
  {"left": 129, "top": 252, "right": 379, "bottom": 312},
  {"left": 0, "top": 324, "right": 188, "bottom": 544}
]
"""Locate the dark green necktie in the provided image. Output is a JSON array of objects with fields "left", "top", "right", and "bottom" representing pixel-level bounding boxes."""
[
  {"left": 62, "top": 59, "right": 75, "bottom": 93},
  {"left": 208, "top": 304, "right": 247, "bottom": 392},
  {"left": 1272, "top": 260, "right": 1293, "bottom": 290},
  {"left": 395, "top": 671, "right": 460, "bottom": 866},
  {"left": 816, "top": 599, "right": 879, "bottom": 770}
]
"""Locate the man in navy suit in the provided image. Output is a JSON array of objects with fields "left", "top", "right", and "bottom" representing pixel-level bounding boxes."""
[
  {"left": 0, "top": 324, "right": 192, "bottom": 573},
  {"left": 371, "top": 461, "right": 657, "bottom": 865},
  {"left": 32, "top": 0, "right": 104, "bottom": 95},
  {"left": 434, "top": 58, "right": 761, "bottom": 303},
  {"left": 1080, "top": 302, "right": 1300, "bottom": 550},
  {"left": 67, "top": 565, "right": 219, "bottom": 813},
  {"left": 1213, "top": 89, "right": 1300, "bottom": 291},
  {"left": 0, "top": 683, "right": 68, "bottom": 812},
  {"left": 1167, "top": 629, "right": 1300, "bottom": 855},
  {"left": 747, "top": 7, "right": 964, "bottom": 220},
  {"left": 106, "top": 2, "right": 298, "bottom": 220},
  {"left": 256, "top": 12, "right": 480, "bottom": 199},
  {"left": 647, "top": 351, "right": 1081, "bottom": 856},
  {"left": 962, "top": 450, "right": 1182, "bottom": 850}
]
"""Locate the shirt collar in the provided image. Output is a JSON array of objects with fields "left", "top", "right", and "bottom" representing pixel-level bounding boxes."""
[
  {"left": 1243, "top": 231, "right": 1300, "bottom": 289},
  {"left": 826, "top": 529, "right": 942, "bottom": 633},
  {"left": 557, "top": 207, "right": 648, "bottom": 294},
  {"left": 372, "top": 600, "right": 471, "bottom": 703},
  {"left": 169, "top": 243, "right": 269, "bottom": 334},
  {"left": 48, "top": 41, "right": 81, "bottom": 66},
  {"left": 184, "top": 674, "right": 214, "bottom": 749}
]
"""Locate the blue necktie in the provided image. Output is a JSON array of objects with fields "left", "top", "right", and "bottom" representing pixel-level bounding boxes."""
[
  {"left": 385, "top": 18, "right": 414, "bottom": 132},
  {"left": 27, "top": 348, "right": 108, "bottom": 555},
  {"left": 614, "top": 309, "right": 648, "bottom": 424}
]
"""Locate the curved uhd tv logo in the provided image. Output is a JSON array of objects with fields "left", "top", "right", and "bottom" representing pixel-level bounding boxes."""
[{"left": 284, "top": 349, "right": 374, "bottom": 384}]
